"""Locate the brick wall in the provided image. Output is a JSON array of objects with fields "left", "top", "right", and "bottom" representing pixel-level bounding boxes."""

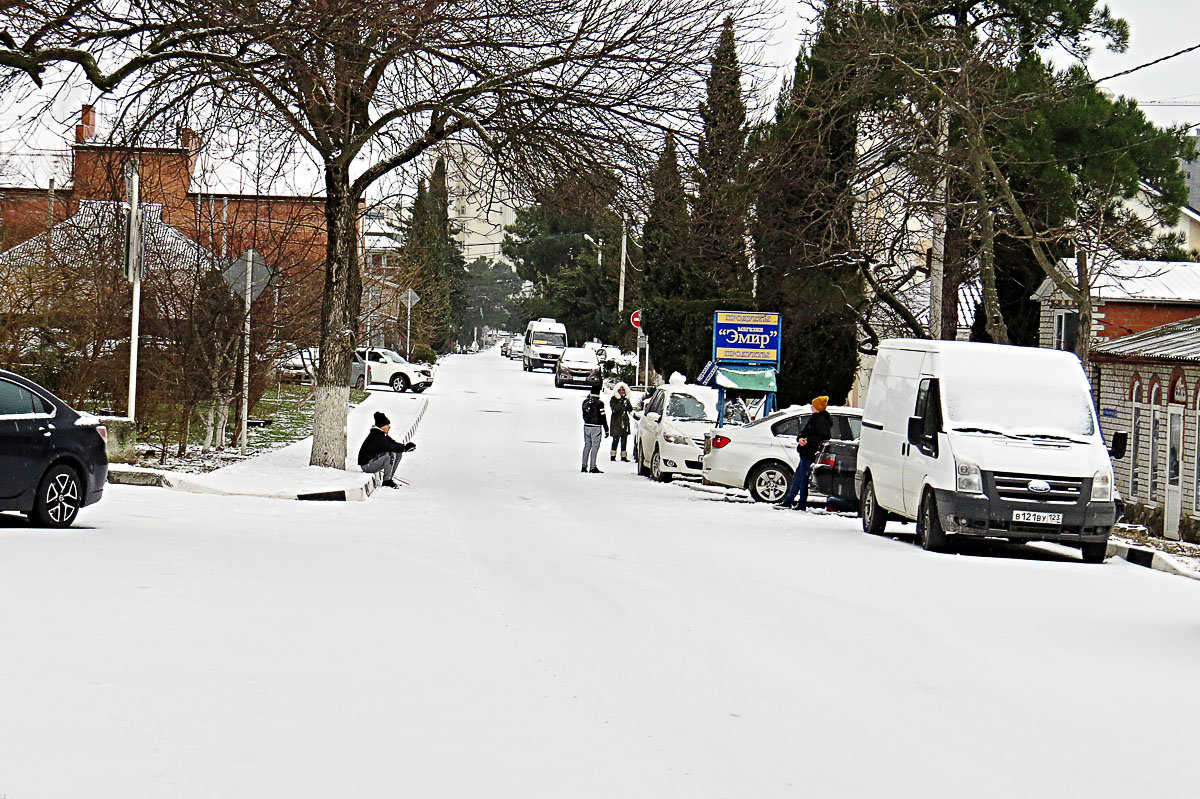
[
  {"left": 1038, "top": 290, "right": 1200, "bottom": 350},
  {"left": 1096, "top": 357, "right": 1200, "bottom": 539}
]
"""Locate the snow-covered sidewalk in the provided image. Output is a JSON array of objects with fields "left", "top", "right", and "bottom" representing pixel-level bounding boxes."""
[{"left": 108, "top": 390, "right": 427, "bottom": 500}]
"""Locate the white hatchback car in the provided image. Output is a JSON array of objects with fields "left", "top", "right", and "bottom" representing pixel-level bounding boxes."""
[
  {"left": 351, "top": 348, "right": 434, "bottom": 393},
  {"left": 633, "top": 384, "right": 748, "bottom": 482},
  {"left": 702, "top": 405, "right": 863, "bottom": 502}
]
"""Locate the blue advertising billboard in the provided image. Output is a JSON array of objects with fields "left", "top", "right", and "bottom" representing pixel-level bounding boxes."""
[{"left": 712, "top": 311, "right": 782, "bottom": 366}]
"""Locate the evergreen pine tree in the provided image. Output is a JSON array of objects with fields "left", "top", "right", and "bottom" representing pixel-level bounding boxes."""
[
  {"left": 691, "top": 16, "right": 749, "bottom": 297},
  {"left": 752, "top": 11, "right": 864, "bottom": 405},
  {"left": 641, "top": 133, "right": 692, "bottom": 301}
]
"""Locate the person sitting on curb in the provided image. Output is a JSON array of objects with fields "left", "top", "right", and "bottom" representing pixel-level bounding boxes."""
[{"left": 357, "top": 411, "right": 416, "bottom": 488}]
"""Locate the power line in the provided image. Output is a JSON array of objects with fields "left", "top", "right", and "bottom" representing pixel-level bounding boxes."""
[{"left": 1095, "top": 41, "right": 1200, "bottom": 84}]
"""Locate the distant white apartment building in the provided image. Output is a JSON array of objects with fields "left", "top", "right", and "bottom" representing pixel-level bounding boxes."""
[{"left": 440, "top": 144, "right": 519, "bottom": 265}]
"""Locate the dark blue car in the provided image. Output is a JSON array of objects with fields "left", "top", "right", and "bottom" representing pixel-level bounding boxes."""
[{"left": 0, "top": 369, "right": 107, "bottom": 527}]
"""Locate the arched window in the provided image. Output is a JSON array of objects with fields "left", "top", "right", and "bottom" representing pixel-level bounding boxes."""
[
  {"left": 1131, "top": 378, "right": 1143, "bottom": 498},
  {"left": 1170, "top": 369, "right": 1188, "bottom": 405},
  {"left": 1151, "top": 381, "right": 1163, "bottom": 500}
]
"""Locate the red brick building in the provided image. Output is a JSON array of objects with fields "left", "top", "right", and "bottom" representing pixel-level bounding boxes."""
[
  {"left": 1034, "top": 260, "right": 1200, "bottom": 353},
  {"left": 0, "top": 105, "right": 329, "bottom": 344}
]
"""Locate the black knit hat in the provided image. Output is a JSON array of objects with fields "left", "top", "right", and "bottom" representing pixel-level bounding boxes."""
[{"left": 373, "top": 411, "right": 390, "bottom": 427}]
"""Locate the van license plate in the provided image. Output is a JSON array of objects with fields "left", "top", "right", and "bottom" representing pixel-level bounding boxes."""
[{"left": 1013, "top": 510, "right": 1062, "bottom": 525}]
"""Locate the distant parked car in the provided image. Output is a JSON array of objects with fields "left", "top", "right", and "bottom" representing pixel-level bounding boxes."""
[
  {"left": 554, "top": 347, "right": 601, "bottom": 389},
  {"left": 0, "top": 369, "right": 108, "bottom": 528},
  {"left": 276, "top": 346, "right": 318, "bottom": 383},
  {"left": 810, "top": 439, "right": 860, "bottom": 512},
  {"left": 351, "top": 348, "right": 434, "bottom": 393},
  {"left": 701, "top": 405, "right": 862, "bottom": 503},
  {"left": 633, "top": 383, "right": 749, "bottom": 482}
]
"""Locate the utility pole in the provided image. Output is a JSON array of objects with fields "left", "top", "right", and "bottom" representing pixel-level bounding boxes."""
[
  {"left": 239, "top": 250, "right": 254, "bottom": 454},
  {"left": 123, "top": 160, "right": 142, "bottom": 422},
  {"left": 929, "top": 112, "right": 949, "bottom": 339},
  {"left": 618, "top": 214, "right": 628, "bottom": 313}
]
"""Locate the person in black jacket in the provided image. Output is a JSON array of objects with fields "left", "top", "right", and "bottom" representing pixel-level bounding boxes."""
[
  {"left": 609, "top": 382, "right": 633, "bottom": 462},
  {"left": 581, "top": 384, "right": 609, "bottom": 473},
  {"left": 358, "top": 411, "right": 416, "bottom": 488},
  {"left": 778, "top": 396, "right": 832, "bottom": 511}
]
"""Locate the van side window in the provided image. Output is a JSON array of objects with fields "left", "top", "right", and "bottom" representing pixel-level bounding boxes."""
[{"left": 915, "top": 378, "right": 943, "bottom": 437}]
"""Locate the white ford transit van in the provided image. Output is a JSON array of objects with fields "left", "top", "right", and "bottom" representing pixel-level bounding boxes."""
[
  {"left": 523, "top": 318, "right": 568, "bottom": 372},
  {"left": 855, "top": 340, "right": 1126, "bottom": 562}
]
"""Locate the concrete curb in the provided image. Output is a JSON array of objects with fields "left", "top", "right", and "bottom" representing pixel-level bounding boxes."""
[
  {"left": 108, "top": 397, "right": 429, "bottom": 502},
  {"left": 1107, "top": 540, "right": 1200, "bottom": 582}
]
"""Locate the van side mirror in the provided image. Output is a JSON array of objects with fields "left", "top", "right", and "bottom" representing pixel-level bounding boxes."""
[
  {"left": 907, "top": 416, "right": 924, "bottom": 445},
  {"left": 1109, "top": 430, "right": 1128, "bottom": 460}
]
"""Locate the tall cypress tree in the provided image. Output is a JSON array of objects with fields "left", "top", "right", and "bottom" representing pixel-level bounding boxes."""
[
  {"left": 642, "top": 133, "right": 692, "bottom": 301},
  {"left": 691, "top": 16, "right": 749, "bottom": 297},
  {"left": 752, "top": 9, "right": 864, "bottom": 406}
]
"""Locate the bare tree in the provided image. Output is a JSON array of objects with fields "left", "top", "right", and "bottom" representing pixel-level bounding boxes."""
[{"left": 3, "top": 0, "right": 764, "bottom": 467}]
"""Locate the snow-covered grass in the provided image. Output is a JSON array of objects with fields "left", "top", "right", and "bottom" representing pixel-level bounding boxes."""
[
  {"left": 131, "top": 384, "right": 371, "bottom": 473},
  {"left": 3, "top": 352, "right": 1200, "bottom": 797}
]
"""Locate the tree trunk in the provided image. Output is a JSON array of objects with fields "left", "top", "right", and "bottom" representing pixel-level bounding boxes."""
[
  {"left": 1074, "top": 249, "right": 1092, "bottom": 370},
  {"left": 970, "top": 142, "right": 1009, "bottom": 345},
  {"left": 309, "top": 160, "right": 362, "bottom": 469}
]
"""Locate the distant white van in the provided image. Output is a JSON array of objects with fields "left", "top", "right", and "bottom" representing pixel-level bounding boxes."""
[
  {"left": 523, "top": 318, "right": 568, "bottom": 372},
  {"left": 855, "top": 339, "right": 1126, "bottom": 562}
]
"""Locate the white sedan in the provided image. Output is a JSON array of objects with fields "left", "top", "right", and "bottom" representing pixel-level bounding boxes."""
[
  {"left": 701, "top": 405, "right": 862, "bottom": 502},
  {"left": 633, "top": 384, "right": 748, "bottom": 482}
]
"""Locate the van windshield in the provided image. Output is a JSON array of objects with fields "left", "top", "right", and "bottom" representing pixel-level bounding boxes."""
[
  {"left": 531, "top": 333, "right": 566, "bottom": 347},
  {"left": 942, "top": 372, "right": 1096, "bottom": 438}
]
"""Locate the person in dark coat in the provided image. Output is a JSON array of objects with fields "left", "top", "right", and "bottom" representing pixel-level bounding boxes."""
[
  {"left": 779, "top": 396, "right": 832, "bottom": 511},
  {"left": 357, "top": 411, "right": 416, "bottom": 488},
  {"left": 581, "top": 384, "right": 609, "bottom": 473},
  {"left": 609, "top": 382, "right": 633, "bottom": 462}
]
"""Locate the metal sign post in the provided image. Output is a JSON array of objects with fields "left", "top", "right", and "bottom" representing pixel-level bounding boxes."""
[
  {"left": 123, "top": 159, "right": 142, "bottom": 422},
  {"left": 224, "top": 249, "right": 275, "bottom": 454},
  {"left": 399, "top": 288, "right": 420, "bottom": 359}
]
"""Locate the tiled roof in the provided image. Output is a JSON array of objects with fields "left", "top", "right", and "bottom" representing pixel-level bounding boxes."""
[{"left": 1092, "top": 314, "right": 1200, "bottom": 362}]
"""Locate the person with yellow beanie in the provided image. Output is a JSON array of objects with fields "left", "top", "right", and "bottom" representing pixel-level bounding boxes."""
[{"left": 778, "top": 395, "right": 833, "bottom": 511}]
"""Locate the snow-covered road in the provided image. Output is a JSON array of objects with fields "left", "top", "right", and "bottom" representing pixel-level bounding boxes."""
[{"left": 3, "top": 350, "right": 1200, "bottom": 798}]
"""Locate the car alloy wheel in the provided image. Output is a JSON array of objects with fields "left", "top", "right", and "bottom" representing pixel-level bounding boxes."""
[
  {"left": 353, "top": 375, "right": 365, "bottom": 390},
  {"left": 651, "top": 448, "right": 672, "bottom": 483},
  {"left": 391, "top": 373, "right": 410, "bottom": 392},
  {"left": 749, "top": 463, "right": 790, "bottom": 503},
  {"left": 32, "top": 465, "right": 82, "bottom": 528}
]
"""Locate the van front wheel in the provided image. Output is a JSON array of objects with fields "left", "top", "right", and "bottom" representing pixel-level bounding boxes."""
[
  {"left": 861, "top": 477, "right": 887, "bottom": 535},
  {"left": 918, "top": 491, "right": 949, "bottom": 553},
  {"left": 1080, "top": 540, "right": 1108, "bottom": 564}
]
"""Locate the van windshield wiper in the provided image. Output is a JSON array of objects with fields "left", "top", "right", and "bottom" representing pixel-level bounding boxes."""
[
  {"left": 1017, "top": 432, "right": 1088, "bottom": 444},
  {"left": 952, "top": 427, "right": 1023, "bottom": 439}
]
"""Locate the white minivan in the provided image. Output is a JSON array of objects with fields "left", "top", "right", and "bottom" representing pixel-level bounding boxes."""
[
  {"left": 855, "top": 339, "right": 1126, "bottom": 563},
  {"left": 523, "top": 318, "right": 568, "bottom": 372}
]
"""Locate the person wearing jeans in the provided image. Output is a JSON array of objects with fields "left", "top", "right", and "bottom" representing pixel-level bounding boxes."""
[
  {"left": 581, "top": 384, "right": 609, "bottom": 473},
  {"left": 357, "top": 411, "right": 416, "bottom": 488},
  {"left": 779, "top": 396, "right": 832, "bottom": 511}
]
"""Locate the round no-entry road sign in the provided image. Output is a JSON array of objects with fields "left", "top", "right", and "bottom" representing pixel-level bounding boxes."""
[{"left": 631, "top": 309, "right": 642, "bottom": 328}]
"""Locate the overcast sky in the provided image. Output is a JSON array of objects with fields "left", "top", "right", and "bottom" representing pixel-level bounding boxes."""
[
  {"left": 764, "top": 1, "right": 1200, "bottom": 129},
  {"left": 3, "top": 2, "right": 1197, "bottom": 194}
]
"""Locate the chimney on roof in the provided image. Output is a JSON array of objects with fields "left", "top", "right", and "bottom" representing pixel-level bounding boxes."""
[
  {"left": 180, "top": 127, "right": 200, "bottom": 153},
  {"left": 75, "top": 104, "right": 96, "bottom": 144}
]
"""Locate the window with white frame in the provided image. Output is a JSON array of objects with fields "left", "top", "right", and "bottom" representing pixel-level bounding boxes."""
[
  {"left": 1151, "top": 383, "right": 1163, "bottom": 501},
  {"left": 1054, "top": 309, "right": 1080, "bottom": 351},
  {"left": 1131, "top": 380, "right": 1142, "bottom": 498}
]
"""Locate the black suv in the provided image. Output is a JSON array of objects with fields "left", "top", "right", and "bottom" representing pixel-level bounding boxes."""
[{"left": 0, "top": 369, "right": 108, "bottom": 527}]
